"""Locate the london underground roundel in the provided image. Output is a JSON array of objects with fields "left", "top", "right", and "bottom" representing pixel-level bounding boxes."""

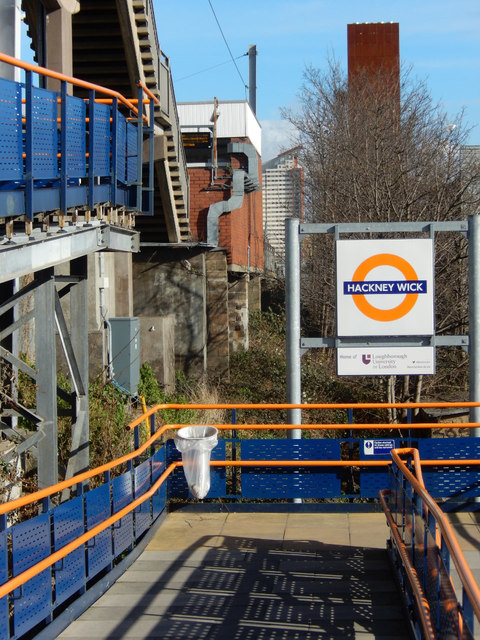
[{"left": 336, "top": 239, "right": 434, "bottom": 337}]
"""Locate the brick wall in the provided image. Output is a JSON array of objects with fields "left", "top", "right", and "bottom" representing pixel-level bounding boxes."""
[{"left": 188, "top": 142, "right": 264, "bottom": 271}]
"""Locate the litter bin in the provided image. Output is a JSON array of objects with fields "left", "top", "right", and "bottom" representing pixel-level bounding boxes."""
[{"left": 174, "top": 426, "right": 218, "bottom": 499}]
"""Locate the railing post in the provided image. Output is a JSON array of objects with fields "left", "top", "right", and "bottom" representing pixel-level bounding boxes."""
[
  {"left": 111, "top": 96, "right": 118, "bottom": 208},
  {"left": 60, "top": 80, "right": 67, "bottom": 215},
  {"left": 136, "top": 84, "right": 143, "bottom": 211},
  {"left": 25, "top": 69, "right": 33, "bottom": 222},
  {"left": 88, "top": 90, "right": 95, "bottom": 211},
  {"left": 147, "top": 95, "right": 155, "bottom": 215},
  {"left": 150, "top": 413, "right": 156, "bottom": 457}
]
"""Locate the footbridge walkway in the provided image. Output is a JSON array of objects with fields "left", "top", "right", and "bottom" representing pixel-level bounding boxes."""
[{"left": 1, "top": 401, "right": 480, "bottom": 640}]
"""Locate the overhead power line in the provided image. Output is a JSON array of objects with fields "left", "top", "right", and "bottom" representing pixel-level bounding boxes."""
[
  {"left": 176, "top": 53, "right": 247, "bottom": 83},
  {"left": 207, "top": 0, "right": 248, "bottom": 93}
]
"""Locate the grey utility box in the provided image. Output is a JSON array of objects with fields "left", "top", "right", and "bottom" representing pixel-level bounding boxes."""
[{"left": 110, "top": 317, "right": 140, "bottom": 396}]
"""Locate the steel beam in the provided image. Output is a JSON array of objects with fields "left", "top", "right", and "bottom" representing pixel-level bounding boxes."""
[
  {"left": 0, "top": 223, "right": 139, "bottom": 283},
  {"left": 35, "top": 270, "right": 58, "bottom": 489},
  {"left": 65, "top": 256, "right": 89, "bottom": 480}
]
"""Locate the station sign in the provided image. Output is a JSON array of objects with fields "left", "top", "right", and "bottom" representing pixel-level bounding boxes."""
[
  {"left": 337, "top": 346, "right": 435, "bottom": 376},
  {"left": 336, "top": 239, "right": 434, "bottom": 337}
]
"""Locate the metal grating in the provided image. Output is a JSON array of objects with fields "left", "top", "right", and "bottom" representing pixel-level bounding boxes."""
[
  {"left": 134, "top": 459, "right": 151, "bottom": 539},
  {"left": 152, "top": 448, "right": 167, "bottom": 518},
  {"left": 112, "top": 472, "right": 134, "bottom": 557},
  {"left": 32, "top": 87, "right": 58, "bottom": 180},
  {"left": 53, "top": 496, "right": 86, "bottom": 606},
  {"left": 167, "top": 440, "right": 227, "bottom": 498},
  {"left": 116, "top": 114, "right": 127, "bottom": 184},
  {"left": 241, "top": 440, "right": 341, "bottom": 499},
  {"left": 12, "top": 513, "right": 51, "bottom": 637},
  {"left": 85, "top": 484, "right": 113, "bottom": 578},
  {"left": 92, "top": 102, "right": 111, "bottom": 177},
  {"left": 0, "top": 530, "right": 8, "bottom": 640},
  {"left": 359, "top": 438, "right": 401, "bottom": 498},
  {"left": 126, "top": 121, "right": 137, "bottom": 183},
  {"left": 419, "top": 438, "right": 480, "bottom": 498},
  {"left": 65, "top": 95, "right": 87, "bottom": 178},
  {"left": 0, "top": 77, "right": 23, "bottom": 181}
]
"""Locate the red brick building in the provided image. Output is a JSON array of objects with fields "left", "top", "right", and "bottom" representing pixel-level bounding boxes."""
[{"left": 178, "top": 101, "right": 263, "bottom": 273}]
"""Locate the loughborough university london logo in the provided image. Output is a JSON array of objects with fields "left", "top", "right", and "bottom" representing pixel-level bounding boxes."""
[{"left": 336, "top": 240, "right": 434, "bottom": 338}]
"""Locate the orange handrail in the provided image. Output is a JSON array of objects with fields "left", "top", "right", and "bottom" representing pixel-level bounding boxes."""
[
  {"left": 159, "top": 422, "right": 479, "bottom": 431},
  {"left": 0, "top": 52, "right": 143, "bottom": 119},
  {"left": 379, "top": 489, "right": 437, "bottom": 640},
  {"left": 2, "top": 396, "right": 480, "bottom": 514},
  {"left": 0, "top": 461, "right": 180, "bottom": 600},
  {"left": 137, "top": 81, "right": 160, "bottom": 104},
  {"left": 390, "top": 448, "right": 480, "bottom": 623},
  {"left": 133, "top": 401, "right": 480, "bottom": 413}
]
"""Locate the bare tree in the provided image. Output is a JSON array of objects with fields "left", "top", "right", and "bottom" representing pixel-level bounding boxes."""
[{"left": 283, "top": 60, "right": 480, "bottom": 405}]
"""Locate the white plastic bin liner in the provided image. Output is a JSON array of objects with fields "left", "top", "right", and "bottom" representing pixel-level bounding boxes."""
[{"left": 174, "top": 426, "right": 218, "bottom": 499}]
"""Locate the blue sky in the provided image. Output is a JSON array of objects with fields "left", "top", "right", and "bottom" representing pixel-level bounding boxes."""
[{"left": 156, "top": 0, "right": 480, "bottom": 160}]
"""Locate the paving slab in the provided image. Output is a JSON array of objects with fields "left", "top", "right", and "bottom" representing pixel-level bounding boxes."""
[{"left": 57, "top": 512, "right": 412, "bottom": 640}]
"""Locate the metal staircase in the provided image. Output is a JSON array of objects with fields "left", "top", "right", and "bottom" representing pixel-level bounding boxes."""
[{"left": 22, "top": 0, "right": 190, "bottom": 242}]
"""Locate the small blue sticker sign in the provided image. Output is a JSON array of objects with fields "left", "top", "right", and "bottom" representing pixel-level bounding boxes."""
[{"left": 364, "top": 439, "right": 395, "bottom": 456}]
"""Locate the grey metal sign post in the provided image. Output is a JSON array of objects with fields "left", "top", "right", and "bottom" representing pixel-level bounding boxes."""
[
  {"left": 286, "top": 217, "right": 474, "bottom": 428},
  {"left": 285, "top": 217, "right": 302, "bottom": 437},
  {"left": 468, "top": 215, "right": 480, "bottom": 436}
]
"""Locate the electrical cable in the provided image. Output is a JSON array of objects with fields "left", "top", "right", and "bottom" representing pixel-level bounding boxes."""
[
  {"left": 207, "top": 0, "right": 248, "bottom": 94},
  {"left": 176, "top": 53, "right": 247, "bottom": 82}
]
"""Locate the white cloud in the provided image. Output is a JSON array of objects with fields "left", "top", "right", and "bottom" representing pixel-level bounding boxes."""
[{"left": 260, "top": 119, "right": 298, "bottom": 162}]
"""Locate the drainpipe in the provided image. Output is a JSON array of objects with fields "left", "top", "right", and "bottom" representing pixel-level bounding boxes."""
[
  {"left": 207, "top": 170, "right": 245, "bottom": 246},
  {"left": 98, "top": 252, "right": 113, "bottom": 380}
]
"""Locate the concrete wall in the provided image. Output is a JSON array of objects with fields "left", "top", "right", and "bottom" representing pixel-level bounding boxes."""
[
  {"left": 138, "top": 315, "right": 175, "bottom": 393},
  {"left": 133, "top": 250, "right": 207, "bottom": 377}
]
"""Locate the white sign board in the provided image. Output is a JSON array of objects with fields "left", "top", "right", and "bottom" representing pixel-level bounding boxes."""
[
  {"left": 364, "top": 440, "right": 396, "bottom": 456},
  {"left": 337, "top": 347, "right": 435, "bottom": 376},
  {"left": 336, "top": 239, "right": 434, "bottom": 337}
]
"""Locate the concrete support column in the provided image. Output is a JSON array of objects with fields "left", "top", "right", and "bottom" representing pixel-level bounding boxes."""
[
  {"left": 0, "top": 0, "right": 21, "bottom": 81},
  {"left": 248, "top": 276, "right": 262, "bottom": 313},
  {"left": 229, "top": 275, "right": 249, "bottom": 353},
  {"left": 114, "top": 253, "right": 134, "bottom": 317},
  {"left": 45, "top": 5, "right": 73, "bottom": 92},
  {"left": 206, "top": 251, "right": 229, "bottom": 379}
]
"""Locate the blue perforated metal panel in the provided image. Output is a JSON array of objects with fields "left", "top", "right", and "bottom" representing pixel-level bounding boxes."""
[
  {"left": 0, "top": 77, "right": 23, "bottom": 181},
  {"left": 85, "top": 484, "right": 113, "bottom": 578},
  {"left": 65, "top": 95, "right": 86, "bottom": 178},
  {"left": 53, "top": 496, "right": 85, "bottom": 605},
  {"left": 359, "top": 438, "right": 402, "bottom": 498},
  {"left": 0, "top": 530, "right": 8, "bottom": 640},
  {"left": 419, "top": 438, "right": 480, "bottom": 499},
  {"left": 112, "top": 471, "right": 134, "bottom": 556},
  {"left": 126, "top": 121, "right": 137, "bottom": 183},
  {"left": 134, "top": 459, "right": 151, "bottom": 539},
  {"left": 152, "top": 447, "right": 167, "bottom": 519},
  {"left": 12, "top": 513, "right": 51, "bottom": 637},
  {"left": 167, "top": 440, "right": 227, "bottom": 498},
  {"left": 92, "top": 103, "right": 111, "bottom": 176},
  {"left": 32, "top": 87, "right": 58, "bottom": 179},
  {"left": 116, "top": 114, "right": 127, "bottom": 184},
  {"left": 241, "top": 440, "right": 341, "bottom": 499}
]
